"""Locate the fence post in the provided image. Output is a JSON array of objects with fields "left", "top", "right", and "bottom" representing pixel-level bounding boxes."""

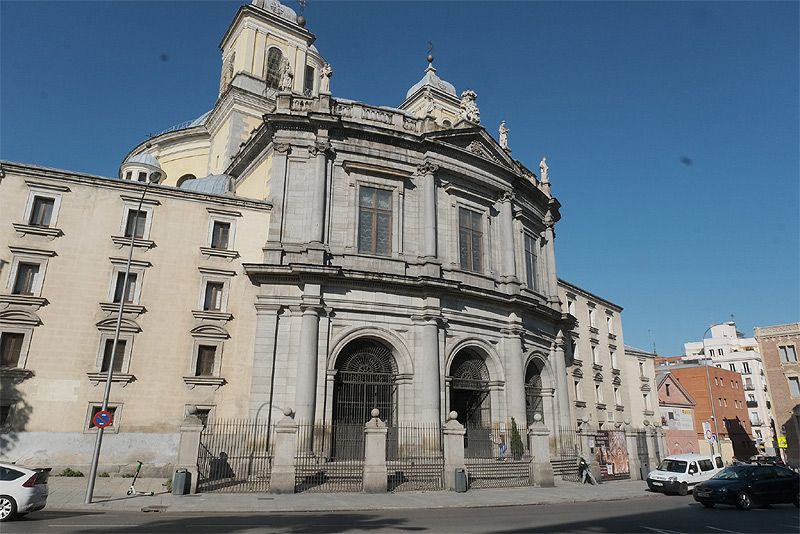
[
  {"left": 270, "top": 408, "right": 297, "bottom": 494},
  {"left": 527, "top": 415, "right": 555, "bottom": 487},
  {"left": 177, "top": 409, "right": 204, "bottom": 494},
  {"left": 363, "top": 408, "right": 388, "bottom": 493},
  {"left": 625, "top": 429, "right": 642, "bottom": 480},
  {"left": 443, "top": 411, "right": 466, "bottom": 491},
  {"left": 645, "top": 422, "right": 659, "bottom": 472}
]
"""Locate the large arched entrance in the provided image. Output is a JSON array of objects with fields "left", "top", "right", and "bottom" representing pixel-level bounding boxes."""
[
  {"left": 525, "top": 359, "right": 545, "bottom": 427},
  {"left": 448, "top": 349, "right": 492, "bottom": 457},
  {"left": 331, "top": 339, "right": 397, "bottom": 457}
]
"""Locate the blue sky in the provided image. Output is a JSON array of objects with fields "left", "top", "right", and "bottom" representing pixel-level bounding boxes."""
[{"left": 1, "top": 1, "right": 797, "bottom": 355}]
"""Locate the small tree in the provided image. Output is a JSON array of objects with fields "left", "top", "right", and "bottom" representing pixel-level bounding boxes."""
[{"left": 510, "top": 417, "right": 525, "bottom": 460}]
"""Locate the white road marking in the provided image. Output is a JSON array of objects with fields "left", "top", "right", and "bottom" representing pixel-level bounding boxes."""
[
  {"left": 641, "top": 527, "right": 686, "bottom": 534},
  {"left": 706, "top": 527, "right": 742, "bottom": 534}
]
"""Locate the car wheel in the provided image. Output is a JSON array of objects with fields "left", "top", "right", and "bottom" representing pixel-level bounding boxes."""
[
  {"left": 0, "top": 495, "right": 17, "bottom": 522},
  {"left": 735, "top": 491, "right": 752, "bottom": 511},
  {"left": 678, "top": 483, "right": 688, "bottom": 496},
  {"left": 702, "top": 502, "right": 715, "bottom": 508}
]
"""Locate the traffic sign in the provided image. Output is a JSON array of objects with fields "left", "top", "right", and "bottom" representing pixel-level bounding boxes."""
[
  {"left": 777, "top": 436, "right": 788, "bottom": 449},
  {"left": 702, "top": 421, "right": 714, "bottom": 443},
  {"left": 93, "top": 410, "right": 113, "bottom": 429}
]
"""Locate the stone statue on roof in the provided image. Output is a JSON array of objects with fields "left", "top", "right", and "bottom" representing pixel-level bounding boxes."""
[
  {"left": 320, "top": 63, "right": 333, "bottom": 94},
  {"left": 279, "top": 57, "right": 294, "bottom": 92},
  {"left": 539, "top": 157, "right": 549, "bottom": 183},
  {"left": 459, "top": 90, "right": 480, "bottom": 124},
  {"left": 499, "top": 121, "right": 509, "bottom": 149}
]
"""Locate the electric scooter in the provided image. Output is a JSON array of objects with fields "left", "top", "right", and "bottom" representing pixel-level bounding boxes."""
[{"left": 126, "top": 461, "right": 155, "bottom": 496}]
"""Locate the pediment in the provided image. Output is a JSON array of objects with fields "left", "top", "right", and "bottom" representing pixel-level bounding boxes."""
[
  {"left": 190, "top": 323, "right": 230, "bottom": 340},
  {"left": 0, "top": 308, "right": 42, "bottom": 327},
  {"left": 426, "top": 128, "right": 521, "bottom": 173},
  {"left": 96, "top": 317, "right": 141, "bottom": 333},
  {"left": 659, "top": 373, "right": 696, "bottom": 406}
]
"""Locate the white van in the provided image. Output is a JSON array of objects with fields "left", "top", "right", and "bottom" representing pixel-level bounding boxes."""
[{"left": 646, "top": 453, "right": 725, "bottom": 495}]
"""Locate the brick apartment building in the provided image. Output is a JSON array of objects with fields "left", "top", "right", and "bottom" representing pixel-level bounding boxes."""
[
  {"left": 755, "top": 322, "right": 800, "bottom": 467},
  {"left": 658, "top": 363, "right": 755, "bottom": 461}
]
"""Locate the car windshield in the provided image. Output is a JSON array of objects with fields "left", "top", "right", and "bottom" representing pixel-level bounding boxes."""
[
  {"left": 658, "top": 459, "right": 688, "bottom": 473},
  {"left": 712, "top": 467, "right": 751, "bottom": 480}
]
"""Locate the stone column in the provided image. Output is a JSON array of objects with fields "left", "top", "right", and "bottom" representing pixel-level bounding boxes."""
[
  {"left": 543, "top": 213, "right": 559, "bottom": 306},
  {"left": 528, "top": 417, "right": 555, "bottom": 487},
  {"left": 270, "top": 408, "right": 297, "bottom": 494},
  {"left": 417, "top": 162, "right": 439, "bottom": 259},
  {"left": 250, "top": 303, "right": 280, "bottom": 417},
  {"left": 265, "top": 143, "right": 291, "bottom": 259},
  {"left": 294, "top": 306, "right": 320, "bottom": 424},
  {"left": 499, "top": 192, "right": 517, "bottom": 281},
  {"left": 625, "top": 430, "right": 642, "bottom": 480},
  {"left": 363, "top": 409, "right": 388, "bottom": 493},
  {"left": 176, "top": 411, "right": 204, "bottom": 494},
  {"left": 443, "top": 411, "right": 466, "bottom": 491},
  {"left": 501, "top": 327, "right": 527, "bottom": 427},
  {"left": 412, "top": 315, "right": 441, "bottom": 425},
  {"left": 552, "top": 331, "right": 572, "bottom": 431},
  {"left": 308, "top": 139, "right": 331, "bottom": 245}
]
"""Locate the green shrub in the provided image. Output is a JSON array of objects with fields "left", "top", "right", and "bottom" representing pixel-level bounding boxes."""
[
  {"left": 121, "top": 473, "right": 135, "bottom": 478},
  {"left": 510, "top": 417, "right": 525, "bottom": 460},
  {"left": 99, "top": 472, "right": 110, "bottom": 478},
  {"left": 164, "top": 478, "right": 173, "bottom": 492},
  {"left": 59, "top": 468, "right": 84, "bottom": 477}
]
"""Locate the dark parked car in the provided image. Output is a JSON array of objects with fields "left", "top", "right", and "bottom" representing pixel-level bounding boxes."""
[
  {"left": 693, "top": 465, "right": 799, "bottom": 510},
  {"left": 749, "top": 455, "right": 785, "bottom": 466}
]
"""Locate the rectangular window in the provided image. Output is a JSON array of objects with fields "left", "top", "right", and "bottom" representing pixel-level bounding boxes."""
[
  {"left": 665, "top": 383, "right": 671, "bottom": 396},
  {"left": 779, "top": 345, "right": 798, "bottom": 363},
  {"left": 731, "top": 380, "right": 735, "bottom": 388},
  {"left": 643, "top": 393, "right": 651, "bottom": 411},
  {"left": 304, "top": 65, "right": 315, "bottom": 95},
  {"left": 614, "top": 386, "right": 621, "bottom": 405},
  {"left": 210, "top": 221, "right": 231, "bottom": 250},
  {"left": 723, "top": 398, "right": 728, "bottom": 407},
  {"left": 574, "top": 379, "right": 582, "bottom": 402},
  {"left": 0, "top": 333, "right": 24, "bottom": 368},
  {"left": 714, "top": 377, "right": 719, "bottom": 386},
  {"left": 100, "top": 339, "right": 126, "bottom": 373},
  {"left": 524, "top": 233, "right": 538, "bottom": 290},
  {"left": 12, "top": 263, "right": 39, "bottom": 295},
  {"left": 458, "top": 207, "right": 483, "bottom": 272},
  {"left": 788, "top": 377, "right": 800, "bottom": 397},
  {"left": 195, "top": 345, "right": 217, "bottom": 376},
  {"left": 591, "top": 345, "right": 599, "bottom": 365},
  {"left": 610, "top": 350, "right": 617, "bottom": 369},
  {"left": 595, "top": 384, "right": 603, "bottom": 404},
  {"left": 639, "top": 362, "right": 644, "bottom": 377},
  {"left": 124, "top": 209, "right": 147, "bottom": 238},
  {"left": 729, "top": 363, "right": 736, "bottom": 372},
  {"left": 571, "top": 340, "right": 579, "bottom": 361},
  {"left": 589, "top": 307, "right": 597, "bottom": 328},
  {"left": 742, "top": 362, "right": 750, "bottom": 374},
  {"left": 358, "top": 186, "right": 392, "bottom": 256},
  {"left": 718, "top": 397, "right": 723, "bottom": 407},
  {"left": 567, "top": 299, "right": 576, "bottom": 315},
  {"left": 113, "top": 272, "right": 138, "bottom": 304},
  {"left": 125, "top": 171, "right": 132, "bottom": 181},
  {"left": 89, "top": 406, "right": 117, "bottom": 429},
  {"left": 606, "top": 315, "right": 614, "bottom": 334},
  {"left": 137, "top": 171, "right": 148, "bottom": 183},
  {"left": 29, "top": 196, "right": 55, "bottom": 226},
  {"left": 203, "top": 282, "right": 224, "bottom": 311}
]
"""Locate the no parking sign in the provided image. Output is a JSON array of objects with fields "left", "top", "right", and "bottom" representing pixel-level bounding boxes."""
[{"left": 93, "top": 410, "right": 113, "bottom": 429}]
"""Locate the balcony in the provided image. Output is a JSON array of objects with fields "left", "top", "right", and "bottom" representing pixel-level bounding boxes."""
[
  {"left": 746, "top": 400, "right": 758, "bottom": 408},
  {"left": 744, "top": 383, "right": 755, "bottom": 391},
  {"left": 750, "top": 418, "right": 763, "bottom": 427}
]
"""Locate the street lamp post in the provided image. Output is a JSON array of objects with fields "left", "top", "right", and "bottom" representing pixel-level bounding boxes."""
[
  {"left": 699, "top": 324, "right": 722, "bottom": 456},
  {"left": 85, "top": 170, "right": 161, "bottom": 504}
]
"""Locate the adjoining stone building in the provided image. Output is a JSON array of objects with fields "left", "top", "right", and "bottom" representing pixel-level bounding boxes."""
[
  {"left": 0, "top": 0, "right": 660, "bottom": 479},
  {"left": 754, "top": 322, "right": 800, "bottom": 467}
]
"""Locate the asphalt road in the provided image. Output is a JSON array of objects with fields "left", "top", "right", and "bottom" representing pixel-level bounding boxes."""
[{"left": 5, "top": 496, "right": 799, "bottom": 533}]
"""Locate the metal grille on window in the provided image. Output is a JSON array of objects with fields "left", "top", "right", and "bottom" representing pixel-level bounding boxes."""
[
  {"left": 357, "top": 187, "right": 392, "bottom": 256},
  {"left": 265, "top": 48, "right": 282, "bottom": 89},
  {"left": 525, "top": 360, "right": 544, "bottom": 427}
]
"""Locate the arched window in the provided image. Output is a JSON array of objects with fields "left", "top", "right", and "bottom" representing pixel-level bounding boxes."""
[
  {"left": 525, "top": 360, "right": 544, "bottom": 427},
  {"left": 177, "top": 174, "right": 196, "bottom": 188},
  {"left": 265, "top": 47, "right": 283, "bottom": 89}
]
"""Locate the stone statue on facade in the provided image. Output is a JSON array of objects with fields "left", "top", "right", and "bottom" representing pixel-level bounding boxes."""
[
  {"left": 425, "top": 89, "right": 436, "bottom": 116},
  {"left": 539, "top": 157, "right": 549, "bottom": 183},
  {"left": 279, "top": 58, "right": 294, "bottom": 92},
  {"left": 459, "top": 90, "right": 480, "bottom": 124},
  {"left": 320, "top": 63, "right": 333, "bottom": 94},
  {"left": 498, "top": 120, "right": 509, "bottom": 149}
]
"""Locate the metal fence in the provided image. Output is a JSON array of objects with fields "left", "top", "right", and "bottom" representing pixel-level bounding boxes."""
[
  {"left": 295, "top": 422, "right": 364, "bottom": 493},
  {"left": 387, "top": 423, "right": 444, "bottom": 492},
  {"left": 464, "top": 422, "right": 533, "bottom": 488},
  {"left": 553, "top": 426, "right": 582, "bottom": 482},
  {"left": 197, "top": 418, "right": 273, "bottom": 493}
]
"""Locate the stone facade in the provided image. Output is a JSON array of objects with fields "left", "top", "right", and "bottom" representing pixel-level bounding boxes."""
[{"left": 754, "top": 322, "right": 800, "bottom": 467}]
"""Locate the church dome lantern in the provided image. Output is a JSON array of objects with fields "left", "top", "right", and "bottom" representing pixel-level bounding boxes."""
[{"left": 119, "top": 150, "right": 164, "bottom": 183}]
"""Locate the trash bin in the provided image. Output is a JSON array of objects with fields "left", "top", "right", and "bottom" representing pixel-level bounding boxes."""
[
  {"left": 454, "top": 468, "right": 468, "bottom": 493},
  {"left": 172, "top": 468, "right": 190, "bottom": 495}
]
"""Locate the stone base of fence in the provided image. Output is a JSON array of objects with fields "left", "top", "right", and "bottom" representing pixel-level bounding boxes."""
[
  {"left": 177, "top": 411, "right": 204, "bottom": 494},
  {"left": 270, "top": 409, "right": 297, "bottom": 494},
  {"left": 363, "top": 411, "right": 388, "bottom": 493},
  {"left": 528, "top": 419, "right": 554, "bottom": 487},
  {"left": 443, "top": 412, "right": 466, "bottom": 491}
]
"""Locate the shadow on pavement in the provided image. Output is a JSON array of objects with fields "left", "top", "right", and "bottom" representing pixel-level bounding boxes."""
[
  {"left": 67, "top": 513, "right": 427, "bottom": 533},
  {"left": 15, "top": 510, "right": 105, "bottom": 522}
]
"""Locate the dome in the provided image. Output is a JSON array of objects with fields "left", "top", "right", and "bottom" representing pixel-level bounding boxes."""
[
  {"left": 127, "top": 152, "right": 161, "bottom": 168},
  {"left": 406, "top": 65, "right": 457, "bottom": 99},
  {"left": 251, "top": 0, "right": 298, "bottom": 24},
  {"left": 178, "top": 174, "right": 232, "bottom": 195}
]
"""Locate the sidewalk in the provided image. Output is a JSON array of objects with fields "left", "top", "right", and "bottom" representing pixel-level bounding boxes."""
[{"left": 48, "top": 477, "right": 657, "bottom": 513}]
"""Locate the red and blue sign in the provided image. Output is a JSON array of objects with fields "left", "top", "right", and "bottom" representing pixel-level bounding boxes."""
[{"left": 93, "top": 410, "right": 113, "bottom": 429}]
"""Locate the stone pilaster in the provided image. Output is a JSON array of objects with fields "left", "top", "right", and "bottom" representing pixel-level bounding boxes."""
[
  {"left": 543, "top": 212, "right": 559, "bottom": 306},
  {"left": 625, "top": 429, "right": 642, "bottom": 480},
  {"left": 499, "top": 192, "right": 517, "bottom": 282},
  {"left": 294, "top": 305, "right": 321, "bottom": 424},
  {"left": 265, "top": 143, "right": 291, "bottom": 260},
  {"left": 308, "top": 139, "right": 332, "bottom": 245},
  {"left": 412, "top": 314, "right": 441, "bottom": 425},
  {"left": 417, "top": 161, "right": 438, "bottom": 260},
  {"left": 176, "top": 412, "right": 204, "bottom": 494},
  {"left": 552, "top": 331, "right": 572, "bottom": 432},
  {"left": 501, "top": 326, "right": 527, "bottom": 427},
  {"left": 270, "top": 409, "right": 297, "bottom": 494},
  {"left": 528, "top": 418, "right": 555, "bottom": 487},
  {"left": 249, "top": 302, "right": 281, "bottom": 417},
  {"left": 363, "top": 409, "right": 388, "bottom": 493}
]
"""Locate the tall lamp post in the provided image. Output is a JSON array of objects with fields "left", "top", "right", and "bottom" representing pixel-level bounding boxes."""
[
  {"left": 699, "top": 324, "right": 722, "bottom": 456},
  {"left": 85, "top": 169, "right": 162, "bottom": 504}
]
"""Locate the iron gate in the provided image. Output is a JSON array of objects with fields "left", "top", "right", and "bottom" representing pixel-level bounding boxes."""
[
  {"left": 553, "top": 426, "right": 581, "bottom": 482},
  {"left": 197, "top": 418, "right": 273, "bottom": 493},
  {"left": 464, "top": 422, "right": 533, "bottom": 488},
  {"left": 387, "top": 423, "right": 444, "bottom": 491},
  {"left": 635, "top": 430, "right": 651, "bottom": 478},
  {"left": 295, "top": 422, "right": 364, "bottom": 493}
]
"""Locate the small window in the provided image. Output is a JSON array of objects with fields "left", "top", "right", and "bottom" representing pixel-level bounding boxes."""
[
  {"left": 614, "top": 386, "right": 621, "bottom": 405},
  {"left": 12, "top": 263, "right": 39, "bottom": 295},
  {"left": 29, "top": 197, "right": 55, "bottom": 226},
  {"left": 523, "top": 233, "right": 538, "bottom": 290},
  {"left": 665, "top": 383, "right": 671, "bottom": 396},
  {"left": 125, "top": 171, "right": 133, "bottom": 181},
  {"left": 714, "top": 377, "right": 719, "bottom": 386},
  {"left": 643, "top": 393, "right": 651, "bottom": 410},
  {"left": 358, "top": 186, "right": 393, "bottom": 256},
  {"left": 100, "top": 339, "right": 126, "bottom": 373},
  {"left": 779, "top": 345, "right": 798, "bottom": 363},
  {"left": 124, "top": 209, "right": 147, "bottom": 239},
  {"left": 588, "top": 307, "right": 597, "bottom": 328},
  {"left": 304, "top": 65, "right": 315, "bottom": 95},
  {"left": 567, "top": 299, "right": 576, "bottom": 315},
  {"left": 0, "top": 332, "right": 24, "bottom": 368},
  {"left": 265, "top": 47, "right": 283, "bottom": 89},
  {"left": 88, "top": 406, "right": 117, "bottom": 429},
  {"left": 788, "top": 377, "right": 800, "bottom": 397},
  {"left": 639, "top": 362, "right": 644, "bottom": 377},
  {"left": 211, "top": 221, "right": 231, "bottom": 250},
  {"left": 610, "top": 351, "right": 617, "bottom": 369},
  {"left": 591, "top": 345, "right": 599, "bottom": 365},
  {"left": 595, "top": 383, "right": 603, "bottom": 403},
  {"left": 606, "top": 315, "right": 614, "bottom": 334},
  {"left": 574, "top": 379, "right": 582, "bottom": 401},
  {"left": 203, "top": 282, "right": 224, "bottom": 311},
  {"left": 195, "top": 345, "right": 217, "bottom": 376},
  {"left": 137, "top": 171, "right": 148, "bottom": 183},
  {"left": 113, "top": 272, "right": 138, "bottom": 304},
  {"left": 742, "top": 362, "right": 750, "bottom": 373},
  {"left": 729, "top": 363, "right": 736, "bottom": 372},
  {"left": 715, "top": 457, "right": 724, "bottom": 468}
]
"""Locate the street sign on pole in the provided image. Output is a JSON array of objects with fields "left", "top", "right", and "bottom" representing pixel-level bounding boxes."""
[
  {"left": 93, "top": 410, "right": 113, "bottom": 429},
  {"left": 702, "top": 421, "right": 713, "bottom": 443},
  {"left": 777, "top": 436, "right": 788, "bottom": 449}
]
